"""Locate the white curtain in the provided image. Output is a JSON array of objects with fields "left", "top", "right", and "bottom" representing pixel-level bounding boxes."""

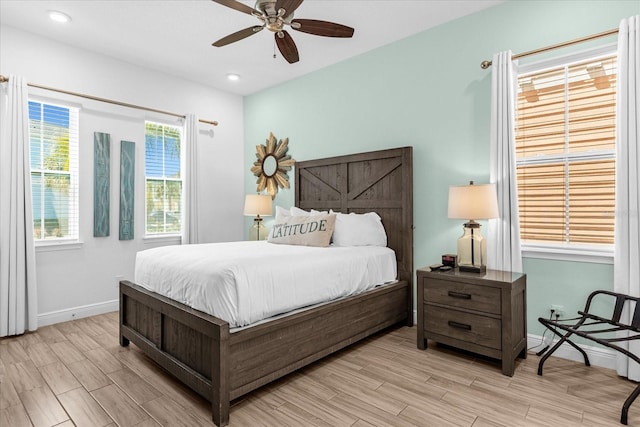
[
  {"left": 0, "top": 75, "right": 38, "bottom": 337},
  {"left": 487, "top": 50, "right": 523, "bottom": 273},
  {"left": 615, "top": 15, "right": 640, "bottom": 381},
  {"left": 182, "top": 114, "right": 199, "bottom": 244}
]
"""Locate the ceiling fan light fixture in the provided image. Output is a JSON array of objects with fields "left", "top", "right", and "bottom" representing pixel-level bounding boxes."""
[
  {"left": 227, "top": 73, "right": 240, "bottom": 81},
  {"left": 48, "top": 10, "right": 71, "bottom": 23}
]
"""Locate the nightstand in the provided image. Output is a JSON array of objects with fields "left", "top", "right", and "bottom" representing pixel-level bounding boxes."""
[{"left": 417, "top": 267, "right": 527, "bottom": 376}]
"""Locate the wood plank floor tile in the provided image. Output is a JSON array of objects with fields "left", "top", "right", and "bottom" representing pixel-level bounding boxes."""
[
  {"left": 131, "top": 418, "right": 161, "bottom": 427},
  {"left": 271, "top": 401, "right": 336, "bottom": 427},
  {"left": 7, "top": 360, "right": 46, "bottom": 393},
  {"left": 25, "top": 342, "right": 59, "bottom": 367},
  {"left": 67, "top": 358, "right": 112, "bottom": 391},
  {"left": 272, "top": 384, "right": 358, "bottom": 427},
  {"left": 285, "top": 372, "right": 338, "bottom": 401},
  {"left": 0, "top": 376, "right": 21, "bottom": 410},
  {"left": 75, "top": 317, "right": 109, "bottom": 337},
  {"left": 54, "top": 320, "right": 83, "bottom": 337},
  {"left": 312, "top": 373, "right": 407, "bottom": 416},
  {"left": 67, "top": 332, "right": 101, "bottom": 352},
  {"left": 58, "top": 386, "right": 113, "bottom": 427},
  {"left": 91, "top": 384, "right": 150, "bottom": 427},
  {"left": 141, "top": 368, "right": 202, "bottom": 410},
  {"left": 108, "top": 367, "right": 162, "bottom": 404},
  {"left": 49, "top": 340, "right": 85, "bottom": 364},
  {"left": 399, "top": 403, "right": 473, "bottom": 427},
  {"left": 85, "top": 347, "right": 124, "bottom": 374},
  {"left": 4, "top": 313, "right": 640, "bottom": 427},
  {"left": 38, "top": 360, "right": 82, "bottom": 395},
  {"left": 35, "top": 325, "right": 67, "bottom": 344},
  {"left": 19, "top": 385, "right": 69, "bottom": 427},
  {"left": 92, "top": 332, "right": 123, "bottom": 353},
  {"left": 142, "top": 395, "right": 212, "bottom": 427},
  {"left": 116, "top": 348, "right": 164, "bottom": 378},
  {"left": 0, "top": 403, "right": 33, "bottom": 427},
  {"left": 328, "top": 391, "right": 419, "bottom": 427},
  {"left": 0, "top": 340, "right": 31, "bottom": 365}
]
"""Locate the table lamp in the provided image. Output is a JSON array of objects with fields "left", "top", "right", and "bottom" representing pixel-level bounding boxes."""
[
  {"left": 244, "top": 194, "right": 272, "bottom": 240},
  {"left": 448, "top": 181, "right": 499, "bottom": 273}
]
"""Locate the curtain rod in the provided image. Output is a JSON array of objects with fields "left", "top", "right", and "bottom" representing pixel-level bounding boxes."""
[
  {"left": 480, "top": 28, "right": 619, "bottom": 69},
  {"left": 0, "top": 74, "right": 218, "bottom": 126}
]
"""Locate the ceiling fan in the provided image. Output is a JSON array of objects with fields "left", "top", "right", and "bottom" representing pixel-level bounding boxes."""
[{"left": 211, "top": 0, "right": 355, "bottom": 64}]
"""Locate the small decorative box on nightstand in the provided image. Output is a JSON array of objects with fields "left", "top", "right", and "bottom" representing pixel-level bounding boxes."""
[{"left": 416, "top": 267, "right": 527, "bottom": 376}]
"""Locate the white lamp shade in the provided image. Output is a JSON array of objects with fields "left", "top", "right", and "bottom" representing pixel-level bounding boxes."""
[
  {"left": 243, "top": 194, "right": 272, "bottom": 216},
  {"left": 448, "top": 183, "right": 499, "bottom": 220}
]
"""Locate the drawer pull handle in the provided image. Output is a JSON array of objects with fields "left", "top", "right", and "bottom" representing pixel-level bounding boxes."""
[
  {"left": 448, "top": 320, "right": 472, "bottom": 330},
  {"left": 448, "top": 291, "right": 471, "bottom": 299}
]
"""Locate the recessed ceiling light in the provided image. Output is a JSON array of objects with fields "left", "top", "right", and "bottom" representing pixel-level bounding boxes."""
[
  {"left": 48, "top": 10, "right": 71, "bottom": 23},
  {"left": 227, "top": 73, "right": 240, "bottom": 81}
]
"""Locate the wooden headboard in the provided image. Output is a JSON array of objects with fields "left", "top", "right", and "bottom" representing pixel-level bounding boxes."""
[{"left": 295, "top": 147, "right": 413, "bottom": 287}]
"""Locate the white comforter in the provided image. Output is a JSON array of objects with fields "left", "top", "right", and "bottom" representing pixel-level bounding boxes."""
[{"left": 134, "top": 241, "right": 397, "bottom": 328}]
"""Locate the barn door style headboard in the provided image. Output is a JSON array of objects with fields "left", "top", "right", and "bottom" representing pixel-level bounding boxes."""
[{"left": 295, "top": 147, "right": 413, "bottom": 287}]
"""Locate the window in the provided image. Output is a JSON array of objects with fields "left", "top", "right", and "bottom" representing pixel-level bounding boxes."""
[
  {"left": 28, "top": 101, "right": 79, "bottom": 241},
  {"left": 516, "top": 49, "right": 616, "bottom": 253},
  {"left": 145, "top": 121, "right": 183, "bottom": 235}
]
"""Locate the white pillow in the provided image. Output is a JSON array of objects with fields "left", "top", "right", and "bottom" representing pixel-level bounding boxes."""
[
  {"left": 275, "top": 206, "right": 290, "bottom": 220},
  {"left": 331, "top": 211, "right": 387, "bottom": 247},
  {"left": 290, "top": 206, "right": 327, "bottom": 216}
]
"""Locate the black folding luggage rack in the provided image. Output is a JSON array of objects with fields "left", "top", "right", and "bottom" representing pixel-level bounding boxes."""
[{"left": 538, "top": 290, "right": 640, "bottom": 425}]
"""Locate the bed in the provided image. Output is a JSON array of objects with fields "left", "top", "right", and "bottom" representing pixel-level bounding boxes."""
[{"left": 119, "top": 146, "right": 414, "bottom": 426}]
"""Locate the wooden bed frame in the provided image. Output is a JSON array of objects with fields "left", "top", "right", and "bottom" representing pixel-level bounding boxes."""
[{"left": 119, "top": 146, "right": 413, "bottom": 426}]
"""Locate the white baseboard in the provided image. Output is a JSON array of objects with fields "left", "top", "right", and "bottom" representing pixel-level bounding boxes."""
[
  {"left": 412, "top": 309, "right": 616, "bottom": 370},
  {"left": 38, "top": 299, "right": 119, "bottom": 327}
]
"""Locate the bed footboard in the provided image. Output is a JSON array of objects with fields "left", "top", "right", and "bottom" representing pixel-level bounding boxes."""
[
  {"left": 119, "top": 279, "right": 410, "bottom": 426},
  {"left": 119, "top": 280, "right": 231, "bottom": 426}
]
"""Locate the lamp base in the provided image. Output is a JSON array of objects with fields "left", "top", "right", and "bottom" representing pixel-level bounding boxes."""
[
  {"left": 459, "top": 264, "right": 486, "bottom": 273},
  {"left": 248, "top": 217, "right": 268, "bottom": 241}
]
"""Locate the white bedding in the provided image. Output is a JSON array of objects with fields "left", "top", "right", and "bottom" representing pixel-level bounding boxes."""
[{"left": 134, "top": 241, "right": 397, "bottom": 328}]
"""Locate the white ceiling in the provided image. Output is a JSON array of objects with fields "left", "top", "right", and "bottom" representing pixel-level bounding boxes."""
[{"left": 0, "top": 0, "right": 503, "bottom": 95}]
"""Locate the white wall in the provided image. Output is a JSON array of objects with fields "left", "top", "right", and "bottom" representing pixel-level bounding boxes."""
[{"left": 0, "top": 26, "right": 245, "bottom": 324}]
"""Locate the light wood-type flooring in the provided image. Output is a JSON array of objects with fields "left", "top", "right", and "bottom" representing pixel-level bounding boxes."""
[{"left": 1, "top": 311, "right": 639, "bottom": 426}]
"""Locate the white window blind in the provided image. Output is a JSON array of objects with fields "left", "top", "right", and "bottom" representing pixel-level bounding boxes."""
[
  {"left": 145, "top": 121, "right": 183, "bottom": 235},
  {"left": 28, "top": 101, "right": 80, "bottom": 241},
  {"left": 516, "top": 52, "right": 616, "bottom": 246}
]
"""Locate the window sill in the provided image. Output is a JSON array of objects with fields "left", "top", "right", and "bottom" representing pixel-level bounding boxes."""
[
  {"left": 35, "top": 240, "right": 84, "bottom": 252},
  {"left": 522, "top": 243, "right": 613, "bottom": 264},
  {"left": 143, "top": 234, "right": 182, "bottom": 245}
]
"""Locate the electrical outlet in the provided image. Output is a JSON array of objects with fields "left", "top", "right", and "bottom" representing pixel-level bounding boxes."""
[{"left": 550, "top": 304, "right": 565, "bottom": 317}]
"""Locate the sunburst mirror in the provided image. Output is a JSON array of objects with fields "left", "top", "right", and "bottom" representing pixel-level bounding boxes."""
[{"left": 251, "top": 132, "right": 295, "bottom": 199}]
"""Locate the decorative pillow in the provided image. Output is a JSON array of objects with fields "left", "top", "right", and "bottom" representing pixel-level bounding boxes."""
[
  {"left": 331, "top": 211, "right": 387, "bottom": 247},
  {"left": 268, "top": 213, "right": 336, "bottom": 247}
]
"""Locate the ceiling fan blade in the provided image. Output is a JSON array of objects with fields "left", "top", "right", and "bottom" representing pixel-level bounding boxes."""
[
  {"left": 211, "top": 0, "right": 256, "bottom": 15},
  {"left": 291, "top": 19, "right": 354, "bottom": 38},
  {"left": 275, "top": 31, "right": 299, "bottom": 64},
  {"left": 275, "top": 0, "right": 304, "bottom": 16},
  {"left": 213, "top": 26, "right": 264, "bottom": 47}
]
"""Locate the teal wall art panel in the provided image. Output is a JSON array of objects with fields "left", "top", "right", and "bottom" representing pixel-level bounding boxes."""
[
  {"left": 94, "top": 132, "right": 110, "bottom": 237},
  {"left": 119, "top": 140, "right": 135, "bottom": 240}
]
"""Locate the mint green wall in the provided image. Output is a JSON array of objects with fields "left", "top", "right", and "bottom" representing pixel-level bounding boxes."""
[{"left": 244, "top": 1, "right": 638, "bottom": 336}]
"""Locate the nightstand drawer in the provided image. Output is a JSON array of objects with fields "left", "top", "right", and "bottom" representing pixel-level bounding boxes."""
[
  {"left": 423, "top": 278, "right": 501, "bottom": 315},
  {"left": 424, "top": 305, "right": 501, "bottom": 349}
]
